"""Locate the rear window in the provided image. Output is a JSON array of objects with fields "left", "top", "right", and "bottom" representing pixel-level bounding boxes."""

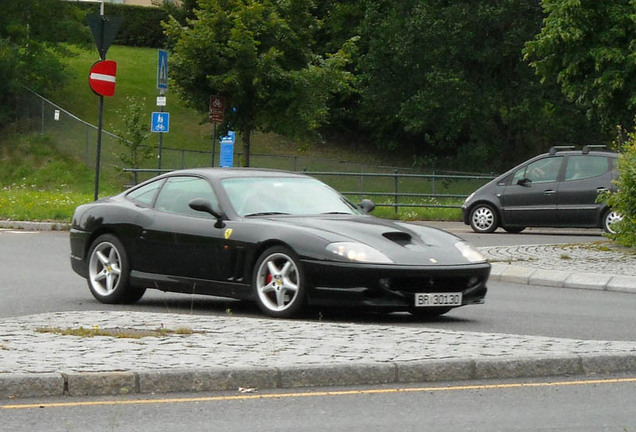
[{"left": 564, "top": 155, "right": 609, "bottom": 181}]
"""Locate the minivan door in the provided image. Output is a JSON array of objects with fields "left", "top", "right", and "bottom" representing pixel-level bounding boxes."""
[{"left": 501, "top": 156, "right": 564, "bottom": 226}]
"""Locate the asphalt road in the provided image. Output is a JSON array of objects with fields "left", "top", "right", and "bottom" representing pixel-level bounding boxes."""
[
  {"left": 2, "top": 225, "right": 635, "bottom": 430},
  {"left": 1, "top": 226, "right": 635, "bottom": 342},
  {"left": 3, "top": 376, "right": 635, "bottom": 432}
]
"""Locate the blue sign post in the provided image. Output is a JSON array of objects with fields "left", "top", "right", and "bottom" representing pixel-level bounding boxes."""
[
  {"left": 219, "top": 131, "right": 236, "bottom": 167},
  {"left": 151, "top": 112, "right": 170, "bottom": 133}
]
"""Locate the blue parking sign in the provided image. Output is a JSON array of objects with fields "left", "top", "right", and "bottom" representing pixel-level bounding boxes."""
[{"left": 151, "top": 112, "right": 170, "bottom": 133}]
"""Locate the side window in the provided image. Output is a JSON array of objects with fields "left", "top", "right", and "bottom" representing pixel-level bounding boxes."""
[
  {"left": 565, "top": 156, "right": 609, "bottom": 181},
  {"left": 154, "top": 177, "right": 218, "bottom": 217},
  {"left": 126, "top": 179, "right": 164, "bottom": 207},
  {"left": 525, "top": 157, "right": 563, "bottom": 184}
]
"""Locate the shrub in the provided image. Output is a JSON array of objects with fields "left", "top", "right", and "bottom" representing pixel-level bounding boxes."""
[{"left": 607, "top": 130, "right": 636, "bottom": 248}]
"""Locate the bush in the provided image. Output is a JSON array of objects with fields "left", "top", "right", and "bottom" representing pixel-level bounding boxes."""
[{"left": 607, "top": 130, "right": 636, "bottom": 248}]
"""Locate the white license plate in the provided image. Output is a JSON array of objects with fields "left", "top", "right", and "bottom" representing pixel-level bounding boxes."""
[{"left": 415, "top": 292, "right": 462, "bottom": 307}]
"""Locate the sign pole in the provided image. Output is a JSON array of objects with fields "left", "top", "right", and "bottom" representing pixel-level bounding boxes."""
[
  {"left": 156, "top": 50, "right": 168, "bottom": 170},
  {"left": 94, "top": 95, "right": 104, "bottom": 201},
  {"left": 157, "top": 93, "right": 164, "bottom": 170},
  {"left": 87, "top": 10, "right": 122, "bottom": 200},
  {"left": 208, "top": 95, "right": 225, "bottom": 166},
  {"left": 211, "top": 122, "right": 217, "bottom": 166}
]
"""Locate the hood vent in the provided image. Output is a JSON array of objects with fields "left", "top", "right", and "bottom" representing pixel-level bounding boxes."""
[{"left": 383, "top": 231, "right": 412, "bottom": 246}]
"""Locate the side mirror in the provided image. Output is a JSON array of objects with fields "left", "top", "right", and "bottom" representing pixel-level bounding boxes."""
[
  {"left": 189, "top": 198, "right": 225, "bottom": 228},
  {"left": 358, "top": 199, "right": 375, "bottom": 214},
  {"left": 516, "top": 178, "right": 532, "bottom": 187}
]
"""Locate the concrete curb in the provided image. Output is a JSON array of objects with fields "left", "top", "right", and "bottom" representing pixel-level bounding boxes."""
[
  {"left": 0, "top": 220, "right": 70, "bottom": 231},
  {"left": 490, "top": 264, "right": 636, "bottom": 294},
  {"left": 3, "top": 354, "right": 636, "bottom": 399}
]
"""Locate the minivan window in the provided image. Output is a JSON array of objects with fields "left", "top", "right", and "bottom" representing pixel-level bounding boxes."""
[
  {"left": 513, "top": 156, "right": 563, "bottom": 184},
  {"left": 564, "top": 155, "right": 609, "bottom": 181}
]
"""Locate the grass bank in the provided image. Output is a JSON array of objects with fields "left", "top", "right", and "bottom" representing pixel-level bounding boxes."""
[{"left": 1, "top": 45, "right": 477, "bottom": 222}]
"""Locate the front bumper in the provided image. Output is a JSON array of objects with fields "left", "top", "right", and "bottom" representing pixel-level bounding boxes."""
[{"left": 302, "top": 259, "right": 490, "bottom": 310}]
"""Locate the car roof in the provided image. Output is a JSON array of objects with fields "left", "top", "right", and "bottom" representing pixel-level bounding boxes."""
[
  {"left": 547, "top": 145, "right": 618, "bottom": 157},
  {"left": 160, "top": 167, "right": 310, "bottom": 181}
]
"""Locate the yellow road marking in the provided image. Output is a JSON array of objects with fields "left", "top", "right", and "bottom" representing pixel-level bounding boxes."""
[{"left": 3, "top": 377, "right": 636, "bottom": 410}]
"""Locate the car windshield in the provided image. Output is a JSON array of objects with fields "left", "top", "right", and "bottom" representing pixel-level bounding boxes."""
[{"left": 221, "top": 176, "right": 360, "bottom": 217}]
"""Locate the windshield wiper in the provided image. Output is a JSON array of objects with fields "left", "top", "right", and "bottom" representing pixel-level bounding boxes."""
[{"left": 244, "top": 212, "right": 290, "bottom": 217}]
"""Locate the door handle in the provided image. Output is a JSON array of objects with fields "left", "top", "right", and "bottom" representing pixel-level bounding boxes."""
[{"left": 543, "top": 190, "right": 556, "bottom": 195}]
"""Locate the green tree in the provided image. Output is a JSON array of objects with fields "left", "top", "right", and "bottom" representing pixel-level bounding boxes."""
[
  {"left": 354, "top": 0, "right": 602, "bottom": 170},
  {"left": 163, "top": 0, "right": 355, "bottom": 166},
  {"left": 0, "top": 0, "right": 89, "bottom": 128},
  {"left": 114, "top": 97, "right": 153, "bottom": 184},
  {"left": 524, "top": 0, "right": 636, "bottom": 131}
]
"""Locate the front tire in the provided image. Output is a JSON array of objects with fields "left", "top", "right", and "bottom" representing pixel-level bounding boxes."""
[
  {"left": 87, "top": 234, "right": 145, "bottom": 304},
  {"left": 253, "top": 246, "right": 306, "bottom": 318},
  {"left": 469, "top": 204, "right": 499, "bottom": 233}
]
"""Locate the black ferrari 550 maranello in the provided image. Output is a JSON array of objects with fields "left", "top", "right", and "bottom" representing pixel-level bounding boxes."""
[{"left": 70, "top": 168, "right": 489, "bottom": 318}]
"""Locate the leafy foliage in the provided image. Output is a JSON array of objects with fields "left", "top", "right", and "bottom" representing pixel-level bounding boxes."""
[
  {"left": 163, "top": 0, "right": 356, "bottom": 166},
  {"left": 353, "top": 0, "right": 604, "bottom": 171},
  {"left": 607, "top": 126, "right": 636, "bottom": 247},
  {"left": 114, "top": 97, "right": 153, "bottom": 173},
  {"left": 0, "top": 0, "right": 90, "bottom": 128},
  {"left": 524, "top": 0, "right": 636, "bottom": 132}
]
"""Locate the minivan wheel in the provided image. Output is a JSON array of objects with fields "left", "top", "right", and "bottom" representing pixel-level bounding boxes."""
[
  {"left": 469, "top": 204, "right": 499, "bottom": 233},
  {"left": 602, "top": 210, "right": 623, "bottom": 234}
]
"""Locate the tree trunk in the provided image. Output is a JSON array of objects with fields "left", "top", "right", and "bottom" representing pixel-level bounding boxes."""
[{"left": 241, "top": 127, "right": 251, "bottom": 167}]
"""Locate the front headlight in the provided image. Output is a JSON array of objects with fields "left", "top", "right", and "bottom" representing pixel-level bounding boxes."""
[
  {"left": 326, "top": 242, "right": 393, "bottom": 264},
  {"left": 455, "top": 241, "right": 486, "bottom": 263},
  {"left": 463, "top": 192, "right": 475, "bottom": 206}
]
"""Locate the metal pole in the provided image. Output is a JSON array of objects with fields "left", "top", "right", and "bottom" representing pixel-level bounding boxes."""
[
  {"left": 394, "top": 169, "right": 399, "bottom": 215},
  {"left": 211, "top": 122, "right": 217, "bottom": 166},
  {"left": 94, "top": 95, "right": 104, "bottom": 201}
]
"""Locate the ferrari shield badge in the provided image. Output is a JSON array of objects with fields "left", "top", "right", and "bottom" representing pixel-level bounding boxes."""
[{"left": 224, "top": 228, "right": 233, "bottom": 240}]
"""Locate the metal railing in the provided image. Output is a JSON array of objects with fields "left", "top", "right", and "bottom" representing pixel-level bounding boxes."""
[{"left": 124, "top": 168, "right": 496, "bottom": 212}]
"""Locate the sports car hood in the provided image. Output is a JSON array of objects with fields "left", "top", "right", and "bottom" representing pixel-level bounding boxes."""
[{"left": 263, "top": 215, "right": 484, "bottom": 266}]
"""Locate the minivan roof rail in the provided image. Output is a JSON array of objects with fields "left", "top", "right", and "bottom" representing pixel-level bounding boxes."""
[
  {"left": 582, "top": 145, "right": 607, "bottom": 154},
  {"left": 549, "top": 145, "right": 576, "bottom": 155}
]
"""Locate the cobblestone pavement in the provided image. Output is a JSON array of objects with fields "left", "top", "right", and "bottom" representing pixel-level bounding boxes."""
[
  {"left": 1, "top": 310, "right": 636, "bottom": 398},
  {"left": 2, "top": 311, "right": 635, "bottom": 375},
  {"left": 481, "top": 242, "right": 636, "bottom": 291},
  {"left": 480, "top": 242, "right": 636, "bottom": 276}
]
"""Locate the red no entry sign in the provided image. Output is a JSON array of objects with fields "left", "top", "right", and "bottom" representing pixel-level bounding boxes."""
[{"left": 89, "top": 60, "right": 117, "bottom": 97}]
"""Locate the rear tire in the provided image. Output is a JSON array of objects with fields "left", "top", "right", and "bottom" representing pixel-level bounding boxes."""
[
  {"left": 602, "top": 210, "right": 622, "bottom": 234},
  {"left": 87, "top": 234, "right": 145, "bottom": 304}
]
